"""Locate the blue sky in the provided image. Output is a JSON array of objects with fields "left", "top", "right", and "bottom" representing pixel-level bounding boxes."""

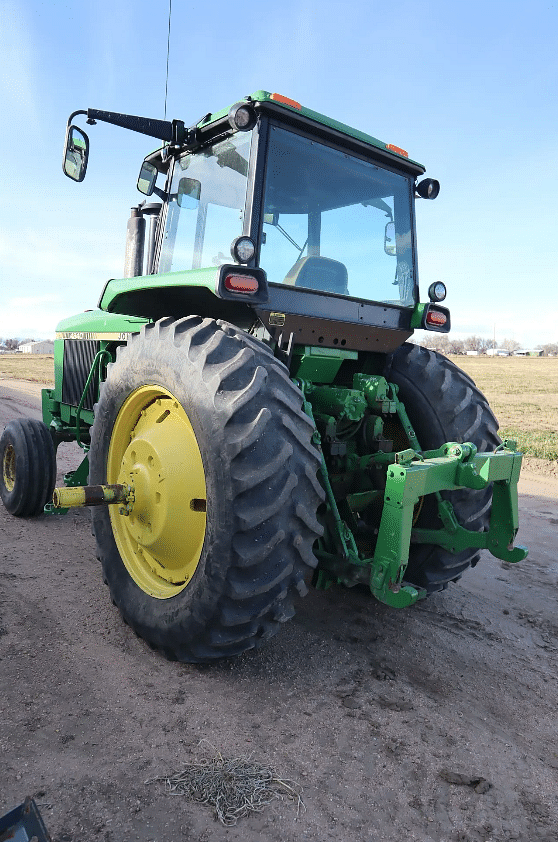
[{"left": 1, "top": 0, "right": 556, "bottom": 347}]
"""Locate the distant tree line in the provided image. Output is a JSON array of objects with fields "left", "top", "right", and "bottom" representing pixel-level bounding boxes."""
[
  {"left": 0, "top": 337, "right": 42, "bottom": 351},
  {"left": 416, "top": 336, "right": 558, "bottom": 356},
  {"left": 1, "top": 334, "right": 557, "bottom": 357}
]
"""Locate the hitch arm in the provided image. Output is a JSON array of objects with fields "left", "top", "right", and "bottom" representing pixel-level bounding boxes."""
[{"left": 370, "top": 442, "right": 527, "bottom": 607}]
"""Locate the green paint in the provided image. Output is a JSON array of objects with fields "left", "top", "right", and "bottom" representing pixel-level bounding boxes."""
[
  {"left": 410, "top": 302, "right": 427, "bottom": 329},
  {"left": 298, "top": 372, "right": 527, "bottom": 607},
  {"left": 74, "top": 349, "right": 111, "bottom": 449},
  {"left": 98, "top": 267, "right": 218, "bottom": 312},
  {"left": 56, "top": 309, "right": 149, "bottom": 334},
  {"left": 308, "top": 386, "right": 368, "bottom": 422},
  {"left": 52, "top": 310, "right": 148, "bottom": 403},
  {"left": 290, "top": 346, "right": 358, "bottom": 383},
  {"left": 353, "top": 374, "right": 398, "bottom": 414},
  {"left": 64, "top": 456, "right": 90, "bottom": 488}
]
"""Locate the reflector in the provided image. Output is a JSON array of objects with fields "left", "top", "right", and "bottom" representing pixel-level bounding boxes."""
[
  {"left": 271, "top": 93, "right": 302, "bottom": 109},
  {"left": 386, "top": 143, "right": 409, "bottom": 158}
]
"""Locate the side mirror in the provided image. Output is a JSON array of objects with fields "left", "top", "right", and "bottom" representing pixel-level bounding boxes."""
[
  {"left": 137, "top": 161, "right": 158, "bottom": 196},
  {"left": 177, "top": 177, "right": 201, "bottom": 209},
  {"left": 384, "top": 221, "right": 396, "bottom": 256},
  {"left": 63, "top": 125, "right": 89, "bottom": 182}
]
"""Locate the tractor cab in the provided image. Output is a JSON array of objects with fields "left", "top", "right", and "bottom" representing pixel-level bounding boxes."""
[
  {"left": 155, "top": 113, "right": 415, "bottom": 306},
  {"left": 64, "top": 92, "right": 447, "bottom": 351}
]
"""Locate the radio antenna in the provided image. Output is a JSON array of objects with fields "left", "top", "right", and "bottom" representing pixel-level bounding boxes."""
[{"left": 163, "top": 0, "right": 172, "bottom": 120}]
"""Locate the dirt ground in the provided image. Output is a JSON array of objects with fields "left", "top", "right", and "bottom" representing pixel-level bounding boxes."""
[{"left": 1, "top": 379, "right": 557, "bottom": 842}]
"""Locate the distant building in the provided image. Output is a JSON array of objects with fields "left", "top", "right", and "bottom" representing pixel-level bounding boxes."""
[
  {"left": 465, "top": 350, "right": 479, "bottom": 356},
  {"left": 514, "top": 349, "right": 543, "bottom": 357},
  {"left": 486, "top": 348, "right": 510, "bottom": 357},
  {"left": 19, "top": 340, "right": 54, "bottom": 354}
]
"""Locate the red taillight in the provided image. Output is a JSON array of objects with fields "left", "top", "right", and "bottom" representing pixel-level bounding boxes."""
[
  {"left": 224, "top": 274, "right": 259, "bottom": 293},
  {"left": 426, "top": 310, "right": 447, "bottom": 327}
]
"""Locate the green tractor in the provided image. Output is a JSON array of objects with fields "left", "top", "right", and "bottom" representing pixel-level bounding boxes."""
[{"left": 0, "top": 91, "right": 527, "bottom": 661}]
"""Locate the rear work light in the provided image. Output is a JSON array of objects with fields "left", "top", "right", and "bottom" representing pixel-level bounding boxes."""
[
  {"left": 426, "top": 310, "right": 447, "bottom": 327},
  {"left": 228, "top": 102, "right": 257, "bottom": 132},
  {"left": 224, "top": 273, "right": 259, "bottom": 293}
]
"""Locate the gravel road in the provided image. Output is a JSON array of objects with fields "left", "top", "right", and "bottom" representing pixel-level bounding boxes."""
[{"left": 1, "top": 379, "right": 557, "bottom": 842}]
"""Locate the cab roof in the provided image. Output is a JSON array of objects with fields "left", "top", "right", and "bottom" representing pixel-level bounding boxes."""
[{"left": 202, "top": 90, "right": 425, "bottom": 174}]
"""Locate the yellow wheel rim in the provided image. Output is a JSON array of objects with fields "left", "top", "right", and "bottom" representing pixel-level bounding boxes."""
[
  {"left": 107, "top": 385, "right": 207, "bottom": 599},
  {"left": 3, "top": 444, "right": 16, "bottom": 492}
]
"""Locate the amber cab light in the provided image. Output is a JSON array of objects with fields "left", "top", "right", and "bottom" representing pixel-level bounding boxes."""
[
  {"left": 386, "top": 143, "right": 409, "bottom": 158},
  {"left": 426, "top": 310, "right": 447, "bottom": 327},
  {"left": 270, "top": 93, "right": 302, "bottom": 109},
  {"left": 224, "top": 273, "right": 259, "bottom": 293}
]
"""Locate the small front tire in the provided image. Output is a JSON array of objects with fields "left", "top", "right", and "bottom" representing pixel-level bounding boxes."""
[{"left": 0, "top": 418, "right": 56, "bottom": 516}]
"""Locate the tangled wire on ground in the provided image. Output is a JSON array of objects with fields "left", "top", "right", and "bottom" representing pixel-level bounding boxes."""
[{"left": 146, "top": 743, "right": 304, "bottom": 826}]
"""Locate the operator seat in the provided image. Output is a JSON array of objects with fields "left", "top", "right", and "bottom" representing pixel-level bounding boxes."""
[{"left": 284, "top": 256, "right": 349, "bottom": 295}]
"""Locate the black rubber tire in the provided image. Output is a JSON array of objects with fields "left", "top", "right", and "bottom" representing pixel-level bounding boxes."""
[
  {"left": 90, "top": 316, "right": 324, "bottom": 662},
  {"left": 385, "top": 342, "right": 500, "bottom": 593},
  {"left": 0, "top": 418, "right": 56, "bottom": 516}
]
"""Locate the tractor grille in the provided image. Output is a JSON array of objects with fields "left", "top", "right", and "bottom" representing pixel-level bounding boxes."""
[{"left": 62, "top": 339, "right": 100, "bottom": 410}]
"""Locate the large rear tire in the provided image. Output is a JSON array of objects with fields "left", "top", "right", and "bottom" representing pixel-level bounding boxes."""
[
  {"left": 0, "top": 419, "right": 56, "bottom": 516},
  {"left": 90, "top": 317, "right": 324, "bottom": 662},
  {"left": 385, "top": 343, "right": 500, "bottom": 593}
]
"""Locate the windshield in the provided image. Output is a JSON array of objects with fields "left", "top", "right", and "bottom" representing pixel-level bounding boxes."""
[
  {"left": 159, "top": 132, "right": 251, "bottom": 273},
  {"left": 260, "top": 125, "right": 415, "bottom": 306}
]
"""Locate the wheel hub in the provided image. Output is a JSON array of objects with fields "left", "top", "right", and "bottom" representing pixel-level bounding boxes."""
[
  {"left": 3, "top": 444, "right": 15, "bottom": 492},
  {"left": 107, "top": 386, "right": 207, "bottom": 598}
]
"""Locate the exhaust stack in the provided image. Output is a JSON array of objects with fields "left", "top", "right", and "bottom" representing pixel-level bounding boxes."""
[{"left": 124, "top": 206, "right": 145, "bottom": 278}]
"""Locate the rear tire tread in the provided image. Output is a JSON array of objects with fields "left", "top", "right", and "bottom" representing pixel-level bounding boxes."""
[{"left": 90, "top": 317, "right": 324, "bottom": 662}]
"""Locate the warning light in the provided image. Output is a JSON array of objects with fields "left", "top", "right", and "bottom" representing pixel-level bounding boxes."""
[
  {"left": 386, "top": 143, "right": 409, "bottom": 158},
  {"left": 270, "top": 93, "right": 302, "bottom": 110}
]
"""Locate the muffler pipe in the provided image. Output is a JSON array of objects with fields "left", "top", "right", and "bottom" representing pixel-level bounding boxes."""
[{"left": 124, "top": 206, "right": 145, "bottom": 278}]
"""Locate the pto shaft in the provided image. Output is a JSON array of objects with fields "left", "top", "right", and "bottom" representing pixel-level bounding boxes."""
[{"left": 52, "top": 484, "right": 129, "bottom": 509}]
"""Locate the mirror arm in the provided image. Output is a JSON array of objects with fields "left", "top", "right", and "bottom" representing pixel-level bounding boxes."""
[
  {"left": 152, "top": 186, "right": 168, "bottom": 201},
  {"left": 85, "top": 108, "right": 185, "bottom": 144},
  {"left": 67, "top": 109, "right": 88, "bottom": 127}
]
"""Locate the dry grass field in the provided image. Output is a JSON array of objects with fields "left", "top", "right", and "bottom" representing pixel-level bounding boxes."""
[
  {"left": 0, "top": 353, "right": 54, "bottom": 385},
  {"left": 450, "top": 354, "right": 558, "bottom": 461},
  {"left": 0, "top": 352, "right": 556, "bottom": 460}
]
